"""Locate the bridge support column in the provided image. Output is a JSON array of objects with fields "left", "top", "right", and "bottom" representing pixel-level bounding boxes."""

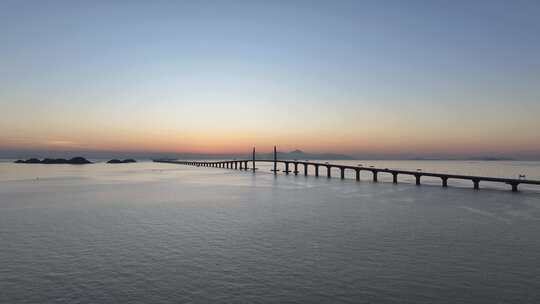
[
  {"left": 415, "top": 174, "right": 421, "bottom": 186},
  {"left": 327, "top": 166, "right": 331, "bottom": 178},
  {"left": 372, "top": 171, "right": 378, "bottom": 182},
  {"left": 234, "top": 162, "right": 238, "bottom": 169},
  {"left": 252, "top": 147, "right": 256, "bottom": 172},
  {"left": 284, "top": 162, "right": 289, "bottom": 174},
  {"left": 392, "top": 173, "right": 398, "bottom": 184},
  {"left": 294, "top": 163, "right": 298, "bottom": 175},
  {"left": 510, "top": 182, "right": 519, "bottom": 192},
  {"left": 355, "top": 169, "right": 360, "bottom": 181},
  {"left": 340, "top": 168, "right": 345, "bottom": 179},
  {"left": 442, "top": 177, "right": 448, "bottom": 187},
  {"left": 315, "top": 165, "right": 319, "bottom": 177},
  {"left": 273, "top": 146, "right": 277, "bottom": 174},
  {"left": 244, "top": 161, "right": 248, "bottom": 170},
  {"left": 473, "top": 179, "right": 480, "bottom": 190},
  {"left": 304, "top": 164, "right": 308, "bottom": 176}
]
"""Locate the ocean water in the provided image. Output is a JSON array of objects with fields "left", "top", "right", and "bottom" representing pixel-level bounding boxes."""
[{"left": 1, "top": 160, "right": 540, "bottom": 303}]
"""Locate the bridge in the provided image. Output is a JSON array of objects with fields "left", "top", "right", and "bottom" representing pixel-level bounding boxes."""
[{"left": 154, "top": 147, "right": 540, "bottom": 192}]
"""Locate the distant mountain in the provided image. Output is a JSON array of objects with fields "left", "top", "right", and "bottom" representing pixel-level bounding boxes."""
[
  {"left": 469, "top": 156, "right": 514, "bottom": 161},
  {"left": 256, "top": 150, "right": 354, "bottom": 160},
  {"left": 3, "top": 148, "right": 537, "bottom": 161}
]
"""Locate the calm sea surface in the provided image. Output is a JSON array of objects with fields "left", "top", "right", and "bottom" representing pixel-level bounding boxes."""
[{"left": 1, "top": 160, "right": 540, "bottom": 303}]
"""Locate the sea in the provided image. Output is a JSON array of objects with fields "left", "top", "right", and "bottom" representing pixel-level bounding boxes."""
[{"left": 1, "top": 159, "right": 540, "bottom": 303}]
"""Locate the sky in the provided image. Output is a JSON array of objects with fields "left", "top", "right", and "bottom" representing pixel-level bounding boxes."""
[{"left": 1, "top": 0, "right": 539, "bottom": 158}]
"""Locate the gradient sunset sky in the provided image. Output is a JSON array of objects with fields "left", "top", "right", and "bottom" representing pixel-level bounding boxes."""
[{"left": 1, "top": 0, "right": 539, "bottom": 158}]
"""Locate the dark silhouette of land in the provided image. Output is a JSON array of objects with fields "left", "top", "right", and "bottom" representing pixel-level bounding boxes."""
[
  {"left": 107, "top": 159, "right": 137, "bottom": 164},
  {"left": 14, "top": 157, "right": 92, "bottom": 164}
]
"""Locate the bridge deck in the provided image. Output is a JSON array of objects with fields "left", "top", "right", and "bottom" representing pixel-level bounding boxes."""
[{"left": 154, "top": 159, "right": 540, "bottom": 192}]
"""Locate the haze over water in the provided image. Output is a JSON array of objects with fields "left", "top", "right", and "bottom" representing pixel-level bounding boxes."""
[{"left": 1, "top": 161, "right": 540, "bottom": 303}]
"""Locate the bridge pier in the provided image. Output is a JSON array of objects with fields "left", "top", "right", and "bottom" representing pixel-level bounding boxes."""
[
  {"left": 327, "top": 166, "right": 331, "bottom": 178},
  {"left": 372, "top": 171, "right": 378, "bottom": 182},
  {"left": 304, "top": 164, "right": 308, "bottom": 176},
  {"left": 355, "top": 169, "right": 360, "bottom": 181},
  {"left": 392, "top": 173, "right": 398, "bottom": 184},
  {"left": 315, "top": 165, "right": 319, "bottom": 177},
  {"left": 284, "top": 162, "right": 290, "bottom": 174},
  {"left": 294, "top": 162, "right": 299, "bottom": 175},
  {"left": 244, "top": 161, "right": 248, "bottom": 170},
  {"left": 510, "top": 182, "right": 519, "bottom": 192},
  {"left": 473, "top": 179, "right": 480, "bottom": 190},
  {"left": 442, "top": 177, "right": 448, "bottom": 187},
  {"left": 340, "top": 167, "right": 345, "bottom": 179},
  {"left": 234, "top": 162, "right": 238, "bottom": 169},
  {"left": 415, "top": 174, "right": 421, "bottom": 186}
]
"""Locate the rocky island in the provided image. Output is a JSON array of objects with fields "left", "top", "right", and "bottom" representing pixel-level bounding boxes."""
[
  {"left": 14, "top": 157, "right": 92, "bottom": 164},
  {"left": 107, "top": 159, "right": 137, "bottom": 164}
]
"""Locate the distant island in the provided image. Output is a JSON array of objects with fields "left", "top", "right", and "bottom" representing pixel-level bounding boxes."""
[
  {"left": 14, "top": 157, "right": 92, "bottom": 164},
  {"left": 107, "top": 159, "right": 137, "bottom": 164}
]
